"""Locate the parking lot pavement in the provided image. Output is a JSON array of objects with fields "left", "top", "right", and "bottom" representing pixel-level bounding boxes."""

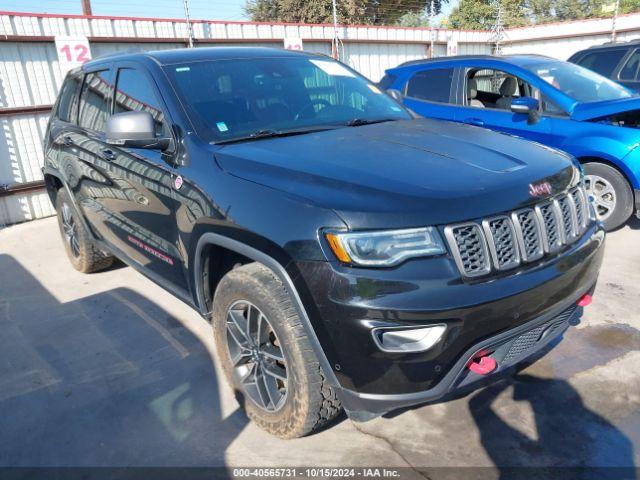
[{"left": 1, "top": 217, "right": 639, "bottom": 475}]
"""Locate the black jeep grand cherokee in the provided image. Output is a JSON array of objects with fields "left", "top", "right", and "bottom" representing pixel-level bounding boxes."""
[{"left": 43, "top": 47, "right": 604, "bottom": 438}]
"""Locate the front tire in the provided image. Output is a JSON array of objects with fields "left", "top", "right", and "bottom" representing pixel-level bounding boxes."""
[
  {"left": 212, "top": 262, "right": 341, "bottom": 438},
  {"left": 583, "top": 162, "right": 633, "bottom": 231},
  {"left": 55, "top": 188, "right": 114, "bottom": 273}
]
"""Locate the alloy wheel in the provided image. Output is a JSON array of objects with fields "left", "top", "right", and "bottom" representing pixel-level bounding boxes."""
[
  {"left": 225, "top": 300, "right": 288, "bottom": 412},
  {"left": 585, "top": 174, "right": 616, "bottom": 223},
  {"left": 61, "top": 202, "right": 81, "bottom": 259}
]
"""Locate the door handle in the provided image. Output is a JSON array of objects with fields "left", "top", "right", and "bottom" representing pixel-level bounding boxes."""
[
  {"left": 101, "top": 148, "right": 116, "bottom": 161},
  {"left": 465, "top": 118, "right": 485, "bottom": 127},
  {"left": 62, "top": 135, "right": 74, "bottom": 146}
]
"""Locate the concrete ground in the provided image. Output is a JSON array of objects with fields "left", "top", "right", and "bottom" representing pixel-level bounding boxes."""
[{"left": 0, "top": 217, "right": 639, "bottom": 477}]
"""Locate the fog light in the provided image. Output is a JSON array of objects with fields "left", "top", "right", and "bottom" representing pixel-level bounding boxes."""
[{"left": 373, "top": 325, "right": 446, "bottom": 353}]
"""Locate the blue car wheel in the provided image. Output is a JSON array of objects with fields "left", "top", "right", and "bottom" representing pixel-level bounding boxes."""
[{"left": 583, "top": 162, "right": 634, "bottom": 230}]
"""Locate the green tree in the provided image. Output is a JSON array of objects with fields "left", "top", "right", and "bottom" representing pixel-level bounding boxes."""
[
  {"left": 395, "top": 11, "right": 431, "bottom": 27},
  {"left": 447, "top": 0, "right": 640, "bottom": 29},
  {"left": 554, "top": 0, "right": 605, "bottom": 20},
  {"left": 620, "top": 0, "right": 640, "bottom": 13},
  {"left": 526, "top": 0, "right": 554, "bottom": 22},
  {"left": 448, "top": 0, "right": 529, "bottom": 29},
  {"left": 245, "top": 0, "right": 450, "bottom": 25},
  {"left": 447, "top": 0, "right": 495, "bottom": 29}
]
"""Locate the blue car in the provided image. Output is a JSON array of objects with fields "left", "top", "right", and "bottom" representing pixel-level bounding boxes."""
[{"left": 381, "top": 55, "right": 640, "bottom": 230}]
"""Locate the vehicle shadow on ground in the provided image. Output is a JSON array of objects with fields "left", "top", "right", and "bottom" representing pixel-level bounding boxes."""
[
  {"left": 469, "top": 374, "right": 636, "bottom": 479},
  {"left": 624, "top": 216, "right": 640, "bottom": 231},
  {"left": 0, "top": 254, "right": 248, "bottom": 473}
]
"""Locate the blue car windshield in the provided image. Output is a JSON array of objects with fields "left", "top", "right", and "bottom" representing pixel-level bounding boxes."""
[
  {"left": 164, "top": 56, "right": 411, "bottom": 142},
  {"left": 525, "top": 61, "right": 636, "bottom": 103}
]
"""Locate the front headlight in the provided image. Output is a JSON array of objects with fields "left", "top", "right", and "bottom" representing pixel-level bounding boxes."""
[{"left": 325, "top": 227, "right": 446, "bottom": 267}]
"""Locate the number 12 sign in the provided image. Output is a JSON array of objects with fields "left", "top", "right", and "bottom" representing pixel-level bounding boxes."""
[{"left": 55, "top": 36, "right": 92, "bottom": 72}]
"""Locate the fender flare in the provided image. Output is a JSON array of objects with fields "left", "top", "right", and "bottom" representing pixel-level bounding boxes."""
[
  {"left": 43, "top": 167, "right": 96, "bottom": 240},
  {"left": 193, "top": 232, "right": 343, "bottom": 392}
]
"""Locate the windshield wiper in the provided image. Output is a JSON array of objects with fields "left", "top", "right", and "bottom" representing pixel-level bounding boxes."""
[
  {"left": 344, "top": 117, "right": 398, "bottom": 127},
  {"left": 215, "top": 126, "right": 337, "bottom": 145}
]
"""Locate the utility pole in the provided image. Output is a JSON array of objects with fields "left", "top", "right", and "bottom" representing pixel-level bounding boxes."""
[
  {"left": 489, "top": 0, "right": 505, "bottom": 56},
  {"left": 331, "top": 0, "right": 340, "bottom": 60},
  {"left": 611, "top": 0, "right": 621, "bottom": 43},
  {"left": 183, "top": 0, "right": 195, "bottom": 48},
  {"left": 81, "top": 0, "right": 92, "bottom": 16},
  {"left": 429, "top": 0, "right": 435, "bottom": 58}
]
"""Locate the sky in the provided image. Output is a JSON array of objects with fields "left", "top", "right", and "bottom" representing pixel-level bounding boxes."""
[{"left": 0, "top": 0, "right": 459, "bottom": 23}]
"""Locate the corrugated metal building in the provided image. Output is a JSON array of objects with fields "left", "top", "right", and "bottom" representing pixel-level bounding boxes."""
[
  {"left": 503, "top": 12, "right": 640, "bottom": 58},
  {"left": 1, "top": 10, "right": 639, "bottom": 226}
]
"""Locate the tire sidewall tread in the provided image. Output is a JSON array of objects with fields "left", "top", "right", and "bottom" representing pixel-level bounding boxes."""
[
  {"left": 212, "top": 262, "right": 341, "bottom": 438},
  {"left": 583, "top": 162, "right": 633, "bottom": 231},
  {"left": 55, "top": 188, "right": 114, "bottom": 273}
]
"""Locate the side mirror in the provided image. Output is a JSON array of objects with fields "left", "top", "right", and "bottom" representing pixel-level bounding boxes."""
[
  {"left": 511, "top": 96, "right": 541, "bottom": 124},
  {"left": 386, "top": 88, "right": 403, "bottom": 102},
  {"left": 106, "top": 111, "right": 171, "bottom": 150}
]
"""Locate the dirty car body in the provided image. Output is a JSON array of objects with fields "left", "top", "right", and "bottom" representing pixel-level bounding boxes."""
[{"left": 43, "top": 48, "right": 604, "bottom": 429}]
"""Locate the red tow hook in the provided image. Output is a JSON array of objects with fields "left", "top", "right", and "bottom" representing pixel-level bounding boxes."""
[
  {"left": 577, "top": 293, "right": 592, "bottom": 307},
  {"left": 468, "top": 355, "right": 497, "bottom": 375}
]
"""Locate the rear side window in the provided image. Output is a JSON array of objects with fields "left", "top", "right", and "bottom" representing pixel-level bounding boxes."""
[
  {"left": 377, "top": 73, "right": 398, "bottom": 90},
  {"left": 56, "top": 73, "right": 82, "bottom": 123},
  {"left": 114, "top": 68, "right": 167, "bottom": 136},
  {"left": 405, "top": 68, "right": 454, "bottom": 102},
  {"left": 575, "top": 50, "right": 626, "bottom": 77},
  {"left": 620, "top": 49, "right": 640, "bottom": 80},
  {"left": 78, "top": 70, "right": 113, "bottom": 133}
]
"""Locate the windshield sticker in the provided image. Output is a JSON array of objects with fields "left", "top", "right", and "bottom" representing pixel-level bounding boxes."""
[
  {"left": 310, "top": 60, "right": 356, "bottom": 78},
  {"left": 368, "top": 84, "right": 382, "bottom": 94},
  {"left": 216, "top": 121, "right": 229, "bottom": 132},
  {"left": 175, "top": 67, "right": 190, "bottom": 72}
]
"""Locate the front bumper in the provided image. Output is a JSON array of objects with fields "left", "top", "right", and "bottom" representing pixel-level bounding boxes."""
[
  {"left": 293, "top": 224, "right": 605, "bottom": 419},
  {"left": 337, "top": 298, "right": 583, "bottom": 420}
]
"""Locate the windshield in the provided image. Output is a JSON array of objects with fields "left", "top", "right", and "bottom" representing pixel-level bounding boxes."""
[
  {"left": 524, "top": 60, "right": 636, "bottom": 103},
  {"left": 165, "top": 56, "right": 411, "bottom": 142}
]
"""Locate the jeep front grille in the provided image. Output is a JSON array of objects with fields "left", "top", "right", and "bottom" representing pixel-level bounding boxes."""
[
  {"left": 447, "top": 223, "right": 491, "bottom": 278},
  {"left": 482, "top": 216, "right": 520, "bottom": 271},
  {"left": 445, "top": 186, "right": 590, "bottom": 279}
]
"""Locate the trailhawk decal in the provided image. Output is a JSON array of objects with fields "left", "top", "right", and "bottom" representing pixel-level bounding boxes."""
[{"left": 127, "top": 235, "right": 174, "bottom": 265}]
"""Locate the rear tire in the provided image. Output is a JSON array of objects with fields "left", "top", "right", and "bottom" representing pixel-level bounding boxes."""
[
  {"left": 55, "top": 188, "right": 114, "bottom": 273},
  {"left": 583, "top": 162, "right": 633, "bottom": 231},
  {"left": 212, "top": 262, "right": 341, "bottom": 438}
]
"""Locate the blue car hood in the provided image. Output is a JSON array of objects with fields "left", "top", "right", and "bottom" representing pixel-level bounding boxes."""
[
  {"left": 215, "top": 118, "right": 577, "bottom": 229},
  {"left": 571, "top": 96, "right": 640, "bottom": 121}
]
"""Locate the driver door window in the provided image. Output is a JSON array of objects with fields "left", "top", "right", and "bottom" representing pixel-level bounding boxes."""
[
  {"left": 465, "top": 68, "right": 565, "bottom": 116},
  {"left": 114, "top": 68, "right": 169, "bottom": 137},
  {"left": 456, "top": 67, "right": 557, "bottom": 147},
  {"left": 465, "top": 69, "right": 525, "bottom": 110}
]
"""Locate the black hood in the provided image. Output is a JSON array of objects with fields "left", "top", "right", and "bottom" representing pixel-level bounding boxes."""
[{"left": 215, "top": 118, "right": 578, "bottom": 229}]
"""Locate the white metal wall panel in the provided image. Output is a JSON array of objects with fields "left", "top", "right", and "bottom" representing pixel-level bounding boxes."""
[
  {"left": 0, "top": 112, "right": 49, "bottom": 185},
  {"left": 0, "top": 13, "right": 494, "bottom": 46},
  {"left": 91, "top": 42, "right": 185, "bottom": 57},
  {"left": 458, "top": 42, "right": 493, "bottom": 56},
  {"left": 504, "top": 31, "right": 640, "bottom": 60},
  {"left": 344, "top": 43, "right": 428, "bottom": 81},
  {"left": 432, "top": 44, "right": 447, "bottom": 58},
  {"left": 0, "top": 112, "right": 54, "bottom": 226},
  {"left": 0, "top": 43, "right": 65, "bottom": 108},
  {"left": 0, "top": 191, "right": 55, "bottom": 227},
  {"left": 506, "top": 13, "right": 640, "bottom": 42}
]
